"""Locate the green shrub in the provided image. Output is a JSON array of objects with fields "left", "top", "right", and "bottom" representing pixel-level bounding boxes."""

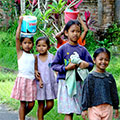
[
  {"left": 85, "top": 30, "right": 99, "bottom": 52},
  {"left": 95, "top": 23, "right": 120, "bottom": 48},
  {"left": 106, "top": 23, "right": 120, "bottom": 46}
]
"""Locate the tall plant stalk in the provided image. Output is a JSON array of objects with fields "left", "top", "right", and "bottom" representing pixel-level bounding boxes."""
[{"left": 20, "top": 0, "right": 25, "bottom": 15}]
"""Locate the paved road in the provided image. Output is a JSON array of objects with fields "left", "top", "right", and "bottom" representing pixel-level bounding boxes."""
[{"left": 0, "top": 104, "right": 34, "bottom": 120}]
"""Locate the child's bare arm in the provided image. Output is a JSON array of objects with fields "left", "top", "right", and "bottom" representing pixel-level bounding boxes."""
[
  {"left": 55, "top": 27, "right": 64, "bottom": 38},
  {"left": 34, "top": 55, "right": 43, "bottom": 88},
  {"left": 16, "top": 16, "right": 23, "bottom": 54},
  {"left": 78, "top": 14, "right": 88, "bottom": 41},
  {"left": 81, "top": 110, "right": 88, "bottom": 120},
  {"left": 55, "top": 31, "right": 64, "bottom": 38},
  {"left": 114, "top": 109, "right": 119, "bottom": 119}
]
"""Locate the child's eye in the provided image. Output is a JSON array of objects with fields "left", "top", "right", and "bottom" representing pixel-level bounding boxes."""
[
  {"left": 105, "top": 58, "right": 109, "bottom": 61},
  {"left": 43, "top": 45, "right": 46, "bottom": 47},
  {"left": 99, "top": 58, "right": 103, "bottom": 61},
  {"left": 70, "top": 30, "right": 74, "bottom": 32}
]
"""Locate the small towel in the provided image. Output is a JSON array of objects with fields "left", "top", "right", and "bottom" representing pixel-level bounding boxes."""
[
  {"left": 66, "top": 70, "right": 76, "bottom": 97},
  {"left": 65, "top": 52, "right": 89, "bottom": 97}
]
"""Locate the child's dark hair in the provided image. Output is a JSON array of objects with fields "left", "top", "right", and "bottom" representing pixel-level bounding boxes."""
[
  {"left": 20, "top": 37, "right": 34, "bottom": 43},
  {"left": 36, "top": 36, "right": 50, "bottom": 49},
  {"left": 64, "top": 20, "right": 82, "bottom": 32},
  {"left": 93, "top": 48, "right": 111, "bottom": 60}
]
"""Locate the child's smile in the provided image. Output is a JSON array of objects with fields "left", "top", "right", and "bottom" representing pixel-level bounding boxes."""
[{"left": 94, "top": 52, "right": 110, "bottom": 73}]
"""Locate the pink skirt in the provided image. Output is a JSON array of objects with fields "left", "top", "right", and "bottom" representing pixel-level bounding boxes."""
[{"left": 11, "top": 77, "right": 37, "bottom": 101}]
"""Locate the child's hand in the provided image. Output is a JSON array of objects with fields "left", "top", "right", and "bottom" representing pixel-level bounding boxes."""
[
  {"left": 114, "top": 109, "right": 119, "bottom": 119},
  {"left": 55, "top": 26, "right": 65, "bottom": 38},
  {"left": 79, "top": 61, "right": 89, "bottom": 69},
  {"left": 35, "top": 71, "right": 43, "bottom": 88},
  {"left": 65, "top": 62, "right": 76, "bottom": 71},
  {"left": 81, "top": 110, "right": 88, "bottom": 120},
  {"left": 39, "top": 79, "right": 43, "bottom": 88},
  {"left": 35, "top": 71, "right": 41, "bottom": 79}
]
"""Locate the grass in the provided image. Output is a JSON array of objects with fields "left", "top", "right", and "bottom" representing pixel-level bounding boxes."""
[
  {"left": 0, "top": 45, "right": 18, "bottom": 70},
  {"left": 0, "top": 54, "right": 120, "bottom": 120}
]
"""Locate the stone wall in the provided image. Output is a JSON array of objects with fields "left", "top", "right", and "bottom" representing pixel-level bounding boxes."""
[
  {"left": 79, "top": 0, "right": 98, "bottom": 19},
  {"left": 79, "top": 0, "right": 116, "bottom": 29},
  {"left": 0, "top": 2, "right": 10, "bottom": 28},
  {"left": 78, "top": 0, "right": 98, "bottom": 30},
  {"left": 100, "top": 0, "right": 115, "bottom": 28},
  {"left": 77, "top": 0, "right": 118, "bottom": 41},
  {"left": 0, "top": 8, "right": 5, "bottom": 27}
]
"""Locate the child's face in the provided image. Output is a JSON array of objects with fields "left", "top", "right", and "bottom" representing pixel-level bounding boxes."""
[
  {"left": 65, "top": 24, "right": 81, "bottom": 44},
  {"left": 94, "top": 52, "right": 110, "bottom": 73},
  {"left": 36, "top": 40, "right": 48, "bottom": 55},
  {"left": 21, "top": 38, "right": 33, "bottom": 53}
]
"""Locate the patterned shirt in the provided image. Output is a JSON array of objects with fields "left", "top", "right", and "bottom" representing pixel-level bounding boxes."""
[
  {"left": 51, "top": 43, "right": 94, "bottom": 80},
  {"left": 82, "top": 71, "right": 119, "bottom": 111}
]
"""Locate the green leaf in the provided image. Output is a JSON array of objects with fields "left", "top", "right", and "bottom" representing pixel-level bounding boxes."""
[
  {"left": 48, "top": 4, "right": 56, "bottom": 10},
  {"left": 44, "top": 9, "right": 53, "bottom": 17},
  {"left": 52, "top": 0, "right": 58, "bottom": 4}
]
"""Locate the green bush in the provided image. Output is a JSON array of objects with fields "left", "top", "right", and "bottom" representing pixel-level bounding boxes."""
[
  {"left": 85, "top": 30, "right": 99, "bottom": 52},
  {"left": 106, "top": 23, "right": 120, "bottom": 46},
  {"left": 95, "top": 23, "right": 120, "bottom": 48}
]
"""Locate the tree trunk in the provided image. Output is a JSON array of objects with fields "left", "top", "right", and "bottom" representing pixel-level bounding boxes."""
[
  {"left": 38, "top": 0, "right": 40, "bottom": 9},
  {"left": 98, "top": 0, "right": 103, "bottom": 27},
  {"left": 115, "top": 0, "right": 120, "bottom": 24},
  {"left": 97, "top": 0, "right": 115, "bottom": 28},
  {"left": 20, "top": 0, "right": 25, "bottom": 15}
]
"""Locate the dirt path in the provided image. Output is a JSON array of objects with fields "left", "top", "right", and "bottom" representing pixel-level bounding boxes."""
[{"left": 0, "top": 104, "right": 35, "bottom": 120}]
